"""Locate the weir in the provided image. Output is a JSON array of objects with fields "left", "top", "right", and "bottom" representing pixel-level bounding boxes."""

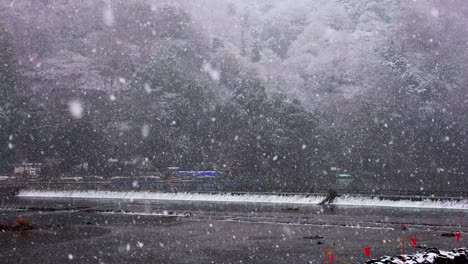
[{"left": 16, "top": 190, "right": 468, "bottom": 210}]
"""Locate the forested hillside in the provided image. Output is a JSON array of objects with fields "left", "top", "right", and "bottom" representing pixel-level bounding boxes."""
[{"left": 0, "top": 0, "right": 467, "bottom": 192}]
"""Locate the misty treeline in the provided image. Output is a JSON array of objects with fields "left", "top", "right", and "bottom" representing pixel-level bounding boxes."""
[{"left": 0, "top": 0, "right": 467, "bottom": 192}]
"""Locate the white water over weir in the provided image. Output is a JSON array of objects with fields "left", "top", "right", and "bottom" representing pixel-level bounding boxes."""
[{"left": 17, "top": 190, "right": 468, "bottom": 210}]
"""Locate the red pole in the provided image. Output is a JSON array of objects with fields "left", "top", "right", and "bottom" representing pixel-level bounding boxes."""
[
  {"left": 324, "top": 248, "right": 329, "bottom": 264},
  {"left": 402, "top": 237, "right": 406, "bottom": 263}
]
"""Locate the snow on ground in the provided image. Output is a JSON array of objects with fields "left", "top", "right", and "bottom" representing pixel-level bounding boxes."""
[
  {"left": 334, "top": 195, "right": 468, "bottom": 210},
  {"left": 366, "top": 248, "right": 467, "bottom": 264},
  {"left": 17, "top": 190, "right": 468, "bottom": 210},
  {"left": 0, "top": 207, "right": 27, "bottom": 211},
  {"left": 100, "top": 210, "right": 191, "bottom": 217}
]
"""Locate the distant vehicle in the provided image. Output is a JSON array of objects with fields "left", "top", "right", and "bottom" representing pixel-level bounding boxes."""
[{"left": 178, "top": 171, "right": 218, "bottom": 178}]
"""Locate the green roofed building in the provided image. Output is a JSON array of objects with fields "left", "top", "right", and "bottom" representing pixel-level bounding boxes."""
[{"left": 336, "top": 173, "right": 353, "bottom": 189}]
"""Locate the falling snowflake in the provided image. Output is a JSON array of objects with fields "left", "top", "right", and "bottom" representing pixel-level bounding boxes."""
[
  {"left": 102, "top": 0, "right": 114, "bottom": 26},
  {"left": 144, "top": 83, "right": 152, "bottom": 94},
  {"left": 68, "top": 100, "right": 84, "bottom": 119},
  {"left": 142, "top": 124, "right": 150, "bottom": 138},
  {"left": 202, "top": 63, "right": 220, "bottom": 81}
]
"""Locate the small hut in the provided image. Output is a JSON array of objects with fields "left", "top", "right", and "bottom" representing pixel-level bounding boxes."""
[{"left": 335, "top": 173, "right": 353, "bottom": 189}]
